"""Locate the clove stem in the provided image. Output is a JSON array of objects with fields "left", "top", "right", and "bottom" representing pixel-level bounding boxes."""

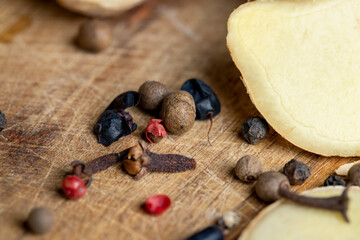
[
  {"left": 279, "top": 182, "right": 350, "bottom": 222},
  {"left": 71, "top": 149, "right": 129, "bottom": 187}
]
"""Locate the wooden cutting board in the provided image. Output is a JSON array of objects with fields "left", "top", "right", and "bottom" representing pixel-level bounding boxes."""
[{"left": 0, "top": 0, "right": 356, "bottom": 239}]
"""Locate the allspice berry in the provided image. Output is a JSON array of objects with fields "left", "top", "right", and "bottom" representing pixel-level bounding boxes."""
[
  {"left": 255, "top": 171, "right": 289, "bottom": 202},
  {"left": 235, "top": 155, "right": 262, "bottom": 183},
  {"left": 76, "top": 19, "right": 112, "bottom": 52},
  {"left": 139, "top": 81, "right": 169, "bottom": 111},
  {"left": 27, "top": 207, "right": 53, "bottom": 235},
  {"left": 160, "top": 91, "right": 196, "bottom": 134},
  {"left": 348, "top": 163, "right": 360, "bottom": 186}
]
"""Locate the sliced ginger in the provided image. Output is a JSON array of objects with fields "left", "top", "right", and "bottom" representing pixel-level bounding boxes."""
[
  {"left": 227, "top": 0, "right": 360, "bottom": 156},
  {"left": 239, "top": 186, "right": 360, "bottom": 240},
  {"left": 56, "top": 0, "right": 146, "bottom": 17}
]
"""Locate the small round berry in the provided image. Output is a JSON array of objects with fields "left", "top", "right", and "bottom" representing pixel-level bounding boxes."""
[
  {"left": 139, "top": 81, "right": 169, "bottom": 111},
  {"left": 324, "top": 175, "right": 346, "bottom": 186},
  {"left": 76, "top": 19, "right": 112, "bottom": 52},
  {"left": 27, "top": 207, "right": 53, "bottom": 235},
  {"left": 241, "top": 116, "right": 269, "bottom": 144},
  {"left": 283, "top": 159, "right": 311, "bottom": 185},
  {"left": 62, "top": 175, "right": 86, "bottom": 199},
  {"left": 145, "top": 194, "right": 171, "bottom": 215},
  {"left": 235, "top": 155, "right": 262, "bottom": 183}
]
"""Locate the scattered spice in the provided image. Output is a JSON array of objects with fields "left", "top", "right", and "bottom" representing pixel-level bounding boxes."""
[
  {"left": 234, "top": 155, "right": 262, "bottom": 183},
  {"left": 123, "top": 140, "right": 196, "bottom": 179},
  {"left": 181, "top": 79, "right": 221, "bottom": 145},
  {"left": 348, "top": 163, "right": 360, "bottom": 186},
  {"left": 186, "top": 226, "right": 224, "bottom": 240},
  {"left": 62, "top": 175, "right": 87, "bottom": 199},
  {"left": 27, "top": 207, "right": 53, "bottom": 235},
  {"left": 255, "top": 171, "right": 350, "bottom": 222},
  {"left": 145, "top": 194, "right": 171, "bottom": 215},
  {"left": 0, "top": 110, "right": 6, "bottom": 132},
  {"left": 139, "top": 81, "right": 169, "bottom": 111},
  {"left": 241, "top": 116, "right": 269, "bottom": 144},
  {"left": 105, "top": 91, "right": 140, "bottom": 111},
  {"left": 160, "top": 91, "right": 196, "bottom": 135},
  {"left": 145, "top": 119, "right": 167, "bottom": 143},
  {"left": 283, "top": 159, "right": 311, "bottom": 185},
  {"left": 76, "top": 19, "right": 112, "bottom": 52},
  {"left": 95, "top": 91, "right": 140, "bottom": 146},
  {"left": 62, "top": 150, "right": 129, "bottom": 198},
  {"left": 324, "top": 175, "right": 346, "bottom": 186},
  {"left": 218, "top": 211, "right": 241, "bottom": 229}
]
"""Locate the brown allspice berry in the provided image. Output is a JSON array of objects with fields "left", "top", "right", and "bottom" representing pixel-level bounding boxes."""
[
  {"left": 139, "top": 81, "right": 169, "bottom": 111},
  {"left": 27, "top": 207, "right": 53, "bottom": 235},
  {"left": 160, "top": 91, "right": 196, "bottom": 134},
  {"left": 76, "top": 19, "right": 112, "bottom": 52},
  {"left": 348, "top": 163, "right": 360, "bottom": 186},
  {"left": 256, "top": 171, "right": 350, "bottom": 222},
  {"left": 235, "top": 155, "right": 262, "bottom": 183}
]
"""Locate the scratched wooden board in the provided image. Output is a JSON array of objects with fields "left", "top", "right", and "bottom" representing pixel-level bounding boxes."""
[{"left": 0, "top": 0, "right": 357, "bottom": 239}]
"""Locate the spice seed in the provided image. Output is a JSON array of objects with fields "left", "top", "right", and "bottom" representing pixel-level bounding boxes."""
[{"left": 27, "top": 207, "right": 53, "bottom": 235}]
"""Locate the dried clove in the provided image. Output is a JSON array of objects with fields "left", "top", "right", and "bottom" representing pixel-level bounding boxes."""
[
  {"left": 71, "top": 150, "right": 129, "bottom": 187},
  {"left": 123, "top": 140, "right": 196, "bottom": 179},
  {"left": 181, "top": 79, "right": 221, "bottom": 145},
  {"left": 62, "top": 149, "right": 129, "bottom": 198},
  {"left": 255, "top": 172, "right": 350, "bottom": 222},
  {"left": 0, "top": 110, "right": 6, "bottom": 132}
]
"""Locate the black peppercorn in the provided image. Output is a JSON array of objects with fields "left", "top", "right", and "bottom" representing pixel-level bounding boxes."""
[
  {"left": 283, "top": 159, "right": 311, "bottom": 185},
  {"left": 324, "top": 175, "right": 346, "bottom": 186},
  {"left": 0, "top": 110, "right": 6, "bottom": 132},
  {"left": 234, "top": 155, "right": 262, "bottom": 183},
  {"left": 27, "top": 207, "right": 53, "bottom": 235},
  {"left": 241, "top": 117, "right": 269, "bottom": 144}
]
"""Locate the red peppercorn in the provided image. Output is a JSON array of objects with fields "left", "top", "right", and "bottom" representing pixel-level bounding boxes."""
[
  {"left": 145, "top": 194, "right": 171, "bottom": 215},
  {"left": 145, "top": 119, "right": 167, "bottom": 143},
  {"left": 62, "top": 175, "right": 86, "bottom": 199}
]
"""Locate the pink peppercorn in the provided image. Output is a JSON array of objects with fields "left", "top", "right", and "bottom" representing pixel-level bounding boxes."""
[
  {"left": 62, "top": 175, "right": 86, "bottom": 199},
  {"left": 145, "top": 119, "right": 167, "bottom": 143}
]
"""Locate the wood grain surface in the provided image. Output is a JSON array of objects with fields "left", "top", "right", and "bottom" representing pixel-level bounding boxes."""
[{"left": 0, "top": 0, "right": 357, "bottom": 239}]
